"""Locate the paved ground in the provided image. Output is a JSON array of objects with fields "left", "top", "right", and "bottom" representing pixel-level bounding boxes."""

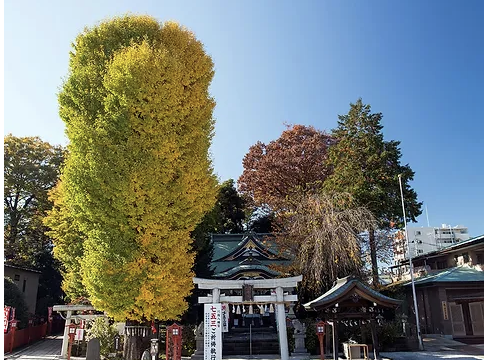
[
  {"left": 379, "top": 336, "right": 484, "bottom": 360},
  {"left": 4, "top": 336, "right": 84, "bottom": 360},
  {"left": 3, "top": 335, "right": 483, "bottom": 360},
  {"left": 380, "top": 348, "right": 484, "bottom": 360}
]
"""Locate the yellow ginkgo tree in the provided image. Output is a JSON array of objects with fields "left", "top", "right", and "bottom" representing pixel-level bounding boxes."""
[{"left": 45, "top": 14, "right": 217, "bottom": 339}]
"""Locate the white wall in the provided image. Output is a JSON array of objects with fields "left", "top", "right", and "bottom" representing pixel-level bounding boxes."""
[{"left": 393, "top": 225, "right": 470, "bottom": 264}]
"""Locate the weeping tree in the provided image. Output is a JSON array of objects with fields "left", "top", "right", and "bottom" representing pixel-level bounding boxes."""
[
  {"left": 273, "top": 191, "right": 376, "bottom": 300},
  {"left": 45, "top": 15, "right": 217, "bottom": 359}
]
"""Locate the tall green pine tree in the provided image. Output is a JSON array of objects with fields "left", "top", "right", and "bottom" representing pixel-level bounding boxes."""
[{"left": 325, "top": 99, "right": 422, "bottom": 286}]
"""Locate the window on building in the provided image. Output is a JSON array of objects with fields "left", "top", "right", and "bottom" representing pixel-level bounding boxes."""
[
  {"left": 437, "top": 260, "right": 448, "bottom": 269},
  {"left": 22, "top": 279, "right": 27, "bottom": 293},
  {"left": 417, "top": 240, "right": 423, "bottom": 244},
  {"left": 417, "top": 249, "right": 424, "bottom": 254},
  {"left": 14, "top": 274, "right": 20, "bottom": 281},
  {"left": 415, "top": 231, "right": 421, "bottom": 235}
]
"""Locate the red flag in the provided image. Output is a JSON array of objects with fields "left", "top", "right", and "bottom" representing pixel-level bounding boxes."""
[{"left": 4, "top": 307, "right": 11, "bottom": 333}]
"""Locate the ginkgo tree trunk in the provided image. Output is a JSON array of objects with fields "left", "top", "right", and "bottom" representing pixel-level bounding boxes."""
[{"left": 45, "top": 15, "right": 217, "bottom": 360}]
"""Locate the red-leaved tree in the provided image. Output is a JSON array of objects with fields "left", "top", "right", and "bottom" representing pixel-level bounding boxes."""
[{"left": 238, "top": 124, "right": 334, "bottom": 211}]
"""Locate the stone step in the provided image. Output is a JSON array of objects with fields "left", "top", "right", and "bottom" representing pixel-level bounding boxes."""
[
  {"left": 223, "top": 341, "right": 280, "bottom": 356},
  {"left": 223, "top": 335, "right": 278, "bottom": 342},
  {"left": 219, "top": 326, "right": 281, "bottom": 356},
  {"left": 229, "top": 327, "right": 277, "bottom": 333}
]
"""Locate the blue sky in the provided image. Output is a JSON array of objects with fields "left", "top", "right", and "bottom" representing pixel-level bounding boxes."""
[{"left": 5, "top": 1, "right": 484, "bottom": 237}]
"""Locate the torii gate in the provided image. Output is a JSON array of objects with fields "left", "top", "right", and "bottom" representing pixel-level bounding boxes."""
[
  {"left": 193, "top": 275, "right": 302, "bottom": 360},
  {"left": 52, "top": 304, "right": 104, "bottom": 358}
]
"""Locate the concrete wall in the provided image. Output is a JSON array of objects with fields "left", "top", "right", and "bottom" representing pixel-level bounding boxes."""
[{"left": 4, "top": 266, "right": 40, "bottom": 314}]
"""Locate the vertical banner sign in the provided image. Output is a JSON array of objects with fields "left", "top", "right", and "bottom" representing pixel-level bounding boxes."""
[
  {"left": 204, "top": 304, "right": 222, "bottom": 360},
  {"left": 4, "top": 307, "right": 11, "bottom": 333},
  {"left": 48, "top": 307, "right": 53, "bottom": 321},
  {"left": 221, "top": 304, "right": 229, "bottom": 333},
  {"left": 11, "top": 307, "right": 16, "bottom": 321},
  {"left": 442, "top": 301, "right": 449, "bottom": 320}
]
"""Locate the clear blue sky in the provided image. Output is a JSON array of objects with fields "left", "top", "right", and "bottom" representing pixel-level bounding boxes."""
[{"left": 5, "top": 1, "right": 484, "bottom": 237}]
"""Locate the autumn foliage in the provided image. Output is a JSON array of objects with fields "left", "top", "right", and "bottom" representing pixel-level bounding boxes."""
[
  {"left": 238, "top": 125, "right": 334, "bottom": 210},
  {"left": 45, "top": 15, "right": 217, "bottom": 321}
]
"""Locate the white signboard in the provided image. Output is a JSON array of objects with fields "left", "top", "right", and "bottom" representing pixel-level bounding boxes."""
[
  {"left": 221, "top": 304, "right": 229, "bottom": 333},
  {"left": 204, "top": 304, "right": 222, "bottom": 360},
  {"left": 74, "top": 328, "right": 84, "bottom": 341}
]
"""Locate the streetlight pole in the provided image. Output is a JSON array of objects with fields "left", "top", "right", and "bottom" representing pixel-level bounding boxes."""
[{"left": 398, "top": 174, "right": 424, "bottom": 351}]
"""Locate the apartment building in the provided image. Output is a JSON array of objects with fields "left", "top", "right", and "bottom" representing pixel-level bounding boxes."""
[{"left": 394, "top": 224, "right": 469, "bottom": 265}]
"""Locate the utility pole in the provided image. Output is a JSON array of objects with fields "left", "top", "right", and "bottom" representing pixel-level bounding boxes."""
[{"left": 398, "top": 174, "right": 424, "bottom": 351}]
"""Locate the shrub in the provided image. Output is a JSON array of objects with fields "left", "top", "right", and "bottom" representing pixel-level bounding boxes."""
[
  {"left": 303, "top": 318, "right": 319, "bottom": 354},
  {"left": 181, "top": 324, "right": 196, "bottom": 356},
  {"left": 86, "top": 317, "right": 119, "bottom": 358},
  {"left": 286, "top": 327, "right": 295, "bottom": 352}
]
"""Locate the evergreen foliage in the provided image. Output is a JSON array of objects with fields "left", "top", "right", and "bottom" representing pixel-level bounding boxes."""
[
  {"left": 216, "top": 179, "right": 246, "bottom": 234},
  {"left": 4, "top": 135, "right": 65, "bottom": 311},
  {"left": 325, "top": 99, "right": 422, "bottom": 286}
]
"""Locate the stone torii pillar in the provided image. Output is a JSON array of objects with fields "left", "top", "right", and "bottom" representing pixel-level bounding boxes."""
[
  {"left": 212, "top": 288, "right": 220, "bottom": 303},
  {"left": 53, "top": 304, "right": 96, "bottom": 358},
  {"left": 276, "top": 286, "right": 289, "bottom": 360},
  {"left": 61, "top": 310, "right": 72, "bottom": 357}
]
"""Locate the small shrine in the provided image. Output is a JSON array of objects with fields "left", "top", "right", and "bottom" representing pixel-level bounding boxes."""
[{"left": 304, "top": 276, "right": 401, "bottom": 360}]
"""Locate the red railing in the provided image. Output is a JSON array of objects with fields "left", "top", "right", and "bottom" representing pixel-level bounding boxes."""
[{"left": 4, "top": 323, "right": 47, "bottom": 353}]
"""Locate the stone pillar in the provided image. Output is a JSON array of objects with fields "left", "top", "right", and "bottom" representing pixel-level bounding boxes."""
[
  {"left": 86, "top": 338, "right": 101, "bottom": 360},
  {"left": 190, "top": 322, "right": 204, "bottom": 360},
  {"left": 276, "top": 287, "right": 289, "bottom": 360},
  {"left": 61, "top": 310, "right": 72, "bottom": 358},
  {"left": 212, "top": 288, "right": 220, "bottom": 303}
]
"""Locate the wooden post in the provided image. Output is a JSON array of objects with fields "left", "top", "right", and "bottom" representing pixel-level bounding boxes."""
[
  {"left": 316, "top": 321, "right": 325, "bottom": 360},
  {"left": 325, "top": 323, "right": 331, "bottom": 356},
  {"left": 166, "top": 323, "right": 182, "bottom": 360},
  {"left": 67, "top": 323, "right": 77, "bottom": 360},
  {"left": 27, "top": 318, "right": 33, "bottom": 345},
  {"left": 370, "top": 319, "right": 380, "bottom": 360},
  {"left": 332, "top": 320, "right": 339, "bottom": 360},
  {"left": 9, "top": 320, "right": 19, "bottom": 353}
]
